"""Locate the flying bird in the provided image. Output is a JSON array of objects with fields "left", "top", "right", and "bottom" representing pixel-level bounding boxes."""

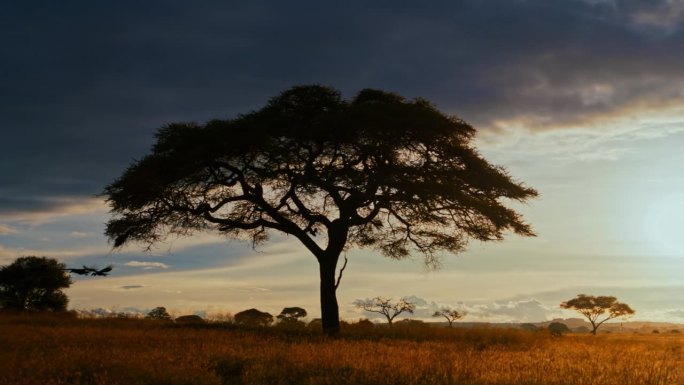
[
  {"left": 66, "top": 265, "right": 113, "bottom": 276},
  {"left": 65, "top": 266, "right": 91, "bottom": 275},
  {"left": 92, "top": 265, "right": 113, "bottom": 276}
]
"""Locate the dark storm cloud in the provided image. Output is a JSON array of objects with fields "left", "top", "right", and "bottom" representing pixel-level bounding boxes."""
[{"left": 1, "top": 0, "right": 682, "bottom": 216}]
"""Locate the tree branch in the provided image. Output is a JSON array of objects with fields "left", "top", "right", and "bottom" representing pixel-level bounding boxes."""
[{"left": 335, "top": 254, "right": 348, "bottom": 289}]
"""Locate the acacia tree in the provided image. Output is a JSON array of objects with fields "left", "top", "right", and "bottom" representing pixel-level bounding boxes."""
[
  {"left": 354, "top": 297, "right": 416, "bottom": 326},
  {"left": 560, "top": 294, "right": 635, "bottom": 335},
  {"left": 0, "top": 256, "right": 72, "bottom": 312},
  {"left": 277, "top": 307, "right": 307, "bottom": 322},
  {"left": 432, "top": 308, "right": 465, "bottom": 327},
  {"left": 103, "top": 85, "right": 537, "bottom": 336}
]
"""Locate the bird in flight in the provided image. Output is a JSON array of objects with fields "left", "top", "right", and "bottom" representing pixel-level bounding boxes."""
[{"left": 66, "top": 265, "right": 113, "bottom": 276}]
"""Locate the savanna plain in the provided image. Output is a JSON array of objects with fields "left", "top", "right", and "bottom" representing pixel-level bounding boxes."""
[{"left": 1, "top": 314, "right": 682, "bottom": 385}]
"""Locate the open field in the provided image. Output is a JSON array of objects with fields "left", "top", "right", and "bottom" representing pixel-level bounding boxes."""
[{"left": 1, "top": 314, "right": 682, "bottom": 385}]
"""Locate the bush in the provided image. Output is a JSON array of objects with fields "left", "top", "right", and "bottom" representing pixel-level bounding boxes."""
[{"left": 548, "top": 322, "right": 571, "bottom": 337}]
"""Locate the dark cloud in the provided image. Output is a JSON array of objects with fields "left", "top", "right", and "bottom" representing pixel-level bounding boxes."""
[
  {"left": 2, "top": 1, "right": 682, "bottom": 215},
  {"left": 120, "top": 285, "right": 145, "bottom": 290}
]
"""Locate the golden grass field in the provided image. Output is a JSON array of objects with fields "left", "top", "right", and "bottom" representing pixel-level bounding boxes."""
[{"left": 1, "top": 314, "right": 682, "bottom": 385}]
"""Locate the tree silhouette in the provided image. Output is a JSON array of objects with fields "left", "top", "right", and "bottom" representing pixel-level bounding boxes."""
[
  {"left": 276, "top": 307, "right": 308, "bottom": 329},
  {"left": 277, "top": 307, "right": 307, "bottom": 322},
  {"left": 432, "top": 308, "right": 465, "bottom": 327},
  {"left": 234, "top": 308, "right": 273, "bottom": 327},
  {"left": 561, "top": 294, "right": 635, "bottom": 335},
  {"left": 175, "top": 314, "right": 205, "bottom": 324},
  {"left": 146, "top": 306, "right": 172, "bottom": 320},
  {"left": 547, "top": 322, "right": 571, "bottom": 337},
  {"left": 355, "top": 297, "right": 416, "bottom": 326},
  {"left": 103, "top": 85, "right": 537, "bottom": 336},
  {"left": 0, "top": 256, "right": 72, "bottom": 312}
]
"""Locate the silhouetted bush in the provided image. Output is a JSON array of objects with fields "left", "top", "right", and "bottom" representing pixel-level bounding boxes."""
[
  {"left": 234, "top": 308, "right": 273, "bottom": 327},
  {"left": 175, "top": 315, "right": 205, "bottom": 325},
  {"left": 520, "top": 323, "right": 539, "bottom": 332},
  {"left": 548, "top": 322, "right": 571, "bottom": 337},
  {"left": 146, "top": 306, "right": 172, "bottom": 321}
]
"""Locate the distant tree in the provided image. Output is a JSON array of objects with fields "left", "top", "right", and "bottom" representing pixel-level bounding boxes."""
[
  {"left": 146, "top": 306, "right": 172, "bottom": 320},
  {"left": 234, "top": 308, "right": 273, "bottom": 327},
  {"left": 432, "top": 308, "right": 465, "bottom": 327},
  {"left": 0, "top": 256, "right": 72, "bottom": 312},
  {"left": 355, "top": 297, "right": 415, "bottom": 326},
  {"left": 560, "top": 294, "right": 635, "bottom": 335},
  {"left": 277, "top": 307, "right": 307, "bottom": 322},
  {"left": 548, "top": 322, "right": 571, "bottom": 337},
  {"left": 102, "top": 85, "right": 537, "bottom": 336},
  {"left": 275, "top": 307, "right": 307, "bottom": 329}
]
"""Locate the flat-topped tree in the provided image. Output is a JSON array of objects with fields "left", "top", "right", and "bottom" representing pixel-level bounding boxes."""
[
  {"left": 103, "top": 85, "right": 537, "bottom": 336},
  {"left": 561, "top": 294, "right": 635, "bottom": 335}
]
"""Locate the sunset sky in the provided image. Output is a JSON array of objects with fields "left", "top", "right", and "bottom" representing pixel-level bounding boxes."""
[{"left": 2, "top": 1, "right": 684, "bottom": 323}]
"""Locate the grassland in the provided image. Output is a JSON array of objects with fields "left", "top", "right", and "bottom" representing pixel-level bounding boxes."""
[{"left": 1, "top": 314, "right": 682, "bottom": 385}]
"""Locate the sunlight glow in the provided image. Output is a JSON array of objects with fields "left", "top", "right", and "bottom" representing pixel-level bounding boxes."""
[{"left": 645, "top": 193, "right": 684, "bottom": 257}]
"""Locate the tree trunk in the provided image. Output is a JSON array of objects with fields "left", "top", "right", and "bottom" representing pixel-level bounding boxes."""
[{"left": 319, "top": 256, "right": 340, "bottom": 337}]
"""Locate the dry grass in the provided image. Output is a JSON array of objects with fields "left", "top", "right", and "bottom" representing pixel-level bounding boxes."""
[{"left": 1, "top": 313, "right": 682, "bottom": 385}]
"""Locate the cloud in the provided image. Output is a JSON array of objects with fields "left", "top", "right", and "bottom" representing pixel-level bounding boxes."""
[
  {"left": 125, "top": 261, "right": 170, "bottom": 269},
  {"left": 69, "top": 231, "right": 90, "bottom": 238},
  {"left": 626, "top": 1, "right": 684, "bottom": 30},
  {"left": 77, "top": 307, "right": 148, "bottom": 317},
  {"left": 0, "top": 224, "right": 17, "bottom": 235},
  {"left": 2, "top": 0, "right": 684, "bottom": 219},
  {"left": 0, "top": 197, "right": 108, "bottom": 225},
  {"left": 119, "top": 285, "right": 145, "bottom": 290},
  {"left": 468, "top": 299, "right": 558, "bottom": 323},
  {"left": 237, "top": 287, "right": 272, "bottom": 293},
  {"left": 352, "top": 295, "right": 559, "bottom": 323},
  {"left": 666, "top": 309, "right": 684, "bottom": 319},
  {"left": 0, "top": 242, "right": 108, "bottom": 263},
  {"left": 478, "top": 106, "right": 684, "bottom": 164}
]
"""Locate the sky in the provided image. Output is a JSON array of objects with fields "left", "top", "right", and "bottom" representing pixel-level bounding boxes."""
[{"left": 1, "top": 0, "right": 684, "bottom": 323}]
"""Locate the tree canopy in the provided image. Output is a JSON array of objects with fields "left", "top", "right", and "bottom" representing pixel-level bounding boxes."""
[
  {"left": 103, "top": 85, "right": 537, "bottom": 335},
  {"left": 234, "top": 308, "right": 274, "bottom": 327},
  {"left": 432, "top": 308, "right": 465, "bottom": 327},
  {"left": 146, "top": 306, "right": 172, "bottom": 320},
  {"left": 355, "top": 297, "right": 416, "bottom": 326},
  {"left": 277, "top": 306, "right": 308, "bottom": 321},
  {"left": 0, "top": 256, "right": 72, "bottom": 312},
  {"left": 561, "top": 294, "right": 635, "bottom": 335}
]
